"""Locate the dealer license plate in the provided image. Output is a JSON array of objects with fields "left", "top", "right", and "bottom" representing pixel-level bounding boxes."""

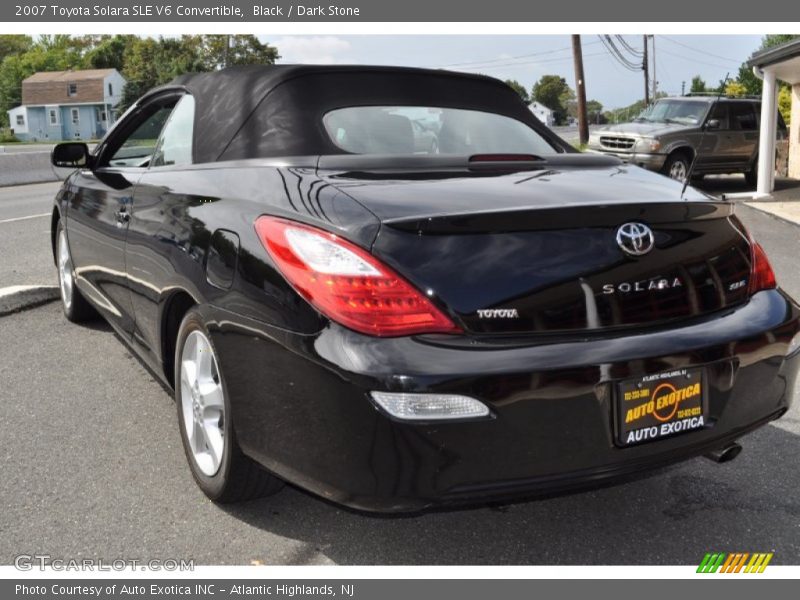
[{"left": 616, "top": 367, "right": 707, "bottom": 447}]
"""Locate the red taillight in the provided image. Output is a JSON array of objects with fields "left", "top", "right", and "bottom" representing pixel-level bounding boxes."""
[
  {"left": 730, "top": 214, "right": 777, "bottom": 295},
  {"left": 469, "top": 154, "right": 543, "bottom": 162},
  {"left": 254, "top": 216, "right": 461, "bottom": 337},
  {"left": 749, "top": 241, "right": 777, "bottom": 294}
]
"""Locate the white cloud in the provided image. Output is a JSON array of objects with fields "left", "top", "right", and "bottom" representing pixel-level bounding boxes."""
[{"left": 271, "top": 36, "right": 352, "bottom": 64}]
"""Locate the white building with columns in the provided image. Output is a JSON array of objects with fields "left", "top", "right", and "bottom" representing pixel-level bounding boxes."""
[{"left": 748, "top": 39, "right": 800, "bottom": 198}]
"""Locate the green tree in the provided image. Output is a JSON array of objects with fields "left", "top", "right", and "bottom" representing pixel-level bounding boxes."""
[
  {"left": 725, "top": 81, "right": 747, "bottom": 97},
  {"left": 566, "top": 98, "right": 604, "bottom": 123},
  {"left": 0, "top": 34, "right": 282, "bottom": 126},
  {"left": 778, "top": 86, "right": 792, "bottom": 125},
  {"left": 85, "top": 35, "right": 138, "bottom": 71},
  {"left": 0, "top": 35, "right": 33, "bottom": 62},
  {"left": 118, "top": 36, "right": 206, "bottom": 110},
  {"left": 586, "top": 99, "right": 604, "bottom": 124},
  {"left": 118, "top": 35, "right": 280, "bottom": 111},
  {"left": 736, "top": 34, "right": 800, "bottom": 96},
  {"left": 532, "top": 75, "right": 574, "bottom": 125},
  {"left": 198, "top": 35, "right": 279, "bottom": 70},
  {"left": 690, "top": 75, "right": 707, "bottom": 94},
  {"left": 503, "top": 79, "right": 530, "bottom": 103},
  {"left": 603, "top": 93, "right": 667, "bottom": 124},
  {"left": 0, "top": 36, "right": 87, "bottom": 126}
]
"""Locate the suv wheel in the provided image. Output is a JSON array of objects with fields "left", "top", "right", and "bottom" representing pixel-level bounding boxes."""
[
  {"left": 663, "top": 152, "right": 691, "bottom": 182},
  {"left": 746, "top": 151, "right": 782, "bottom": 187},
  {"left": 745, "top": 167, "right": 758, "bottom": 187}
]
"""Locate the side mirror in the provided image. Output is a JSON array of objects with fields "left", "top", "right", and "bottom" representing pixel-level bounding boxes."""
[
  {"left": 51, "top": 142, "right": 91, "bottom": 168},
  {"left": 705, "top": 119, "right": 721, "bottom": 131}
]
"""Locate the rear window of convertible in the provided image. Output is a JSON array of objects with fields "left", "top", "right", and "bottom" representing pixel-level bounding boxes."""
[{"left": 322, "top": 106, "right": 557, "bottom": 155}]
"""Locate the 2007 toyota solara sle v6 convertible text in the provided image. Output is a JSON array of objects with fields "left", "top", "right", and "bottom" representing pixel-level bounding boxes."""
[{"left": 49, "top": 65, "right": 800, "bottom": 512}]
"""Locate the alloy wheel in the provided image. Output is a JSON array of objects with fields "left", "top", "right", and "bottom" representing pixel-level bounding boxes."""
[
  {"left": 180, "top": 330, "right": 226, "bottom": 476},
  {"left": 57, "top": 229, "right": 74, "bottom": 312},
  {"left": 669, "top": 160, "right": 688, "bottom": 182}
]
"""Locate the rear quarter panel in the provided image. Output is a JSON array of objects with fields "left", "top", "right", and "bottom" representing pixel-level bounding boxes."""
[{"left": 125, "top": 163, "right": 380, "bottom": 375}]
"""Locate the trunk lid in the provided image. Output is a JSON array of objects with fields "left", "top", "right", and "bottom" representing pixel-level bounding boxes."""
[{"left": 320, "top": 157, "right": 753, "bottom": 335}]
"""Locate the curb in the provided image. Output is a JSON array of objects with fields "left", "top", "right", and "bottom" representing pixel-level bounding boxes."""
[
  {"left": 0, "top": 285, "right": 60, "bottom": 317},
  {"left": 743, "top": 202, "right": 800, "bottom": 228}
]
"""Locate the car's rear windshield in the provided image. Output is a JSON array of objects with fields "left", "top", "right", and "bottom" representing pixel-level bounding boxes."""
[{"left": 322, "top": 106, "right": 558, "bottom": 155}]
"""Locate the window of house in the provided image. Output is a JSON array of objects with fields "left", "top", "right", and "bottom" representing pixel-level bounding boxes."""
[
  {"left": 15, "top": 115, "right": 24, "bottom": 126},
  {"left": 96, "top": 109, "right": 107, "bottom": 122},
  {"left": 108, "top": 83, "right": 113, "bottom": 96},
  {"left": 71, "top": 108, "right": 80, "bottom": 125},
  {"left": 48, "top": 108, "right": 59, "bottom": 126},
  {"left": 151, "top": 95, "right": 195, "bottom": 168},
  {"left": 67, "top": 83, "right": 77, "bottom": 96}
]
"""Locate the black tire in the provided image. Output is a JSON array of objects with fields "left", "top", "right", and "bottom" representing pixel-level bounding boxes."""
[
  {"left": 745, "top": 151, "right": 781, "bottom": 187},
  {"left": 175, "top": 308, "right": 284, "bottom": 503},
  {"left": 662, "top": 151, "right": 692, "bottom": 183},
  {"left": 55, "top": 221, "right": 96, "bottom": 322},
  {"left": 744, "top": 155, "right": 758, "bottom": 187}
]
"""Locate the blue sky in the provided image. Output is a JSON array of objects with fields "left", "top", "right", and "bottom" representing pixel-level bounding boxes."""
[{"left": 261, "top": 34, "right": 764, "bottom": 109}]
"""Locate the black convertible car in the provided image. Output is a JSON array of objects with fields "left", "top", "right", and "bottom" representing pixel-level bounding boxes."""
[{"left": 50, "top": 65, "right": 800, "bottom": 512}]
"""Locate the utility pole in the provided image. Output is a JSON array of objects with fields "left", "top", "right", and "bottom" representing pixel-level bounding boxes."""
[
  {"left": 572, "top": 34, "right": 589, "bottom": 146},
  {"left": 223, "top": 34, "right": 230, "bottom": 68},
  {"left": 651, "top": 36, "right": 657, "bottom": 99},
  {"left": 642, "top": 34, "right": 650, "bottom": 106}
]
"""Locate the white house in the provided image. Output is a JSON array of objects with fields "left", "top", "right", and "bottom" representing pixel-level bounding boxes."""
[
  {"left": 528, "top": 101, "right": 556, "bottom": 127},
  {"left": 747, "top": 39, "right": 800, "bottom": 197}
]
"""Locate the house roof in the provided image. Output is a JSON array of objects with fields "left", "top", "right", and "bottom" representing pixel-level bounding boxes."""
[
  {"left": 529, "top": 101, "right": 554, "bottom": 112},
  {"left": 748, "top": 39, "right": 800, "bottom": 85},
  {"left": 23, "top": 69, "right": 118, "bottom": 84}
]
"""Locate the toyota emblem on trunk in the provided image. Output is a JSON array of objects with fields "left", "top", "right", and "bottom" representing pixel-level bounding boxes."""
[{"left": 616, "top": 222, "right": 655, "bottom": 256}]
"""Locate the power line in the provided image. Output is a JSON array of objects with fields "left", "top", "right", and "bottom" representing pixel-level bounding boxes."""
[
  {"left": 616, "top": 35, "right": 643, "bottom": 57},
  {"left": 603, "top": 35, "right": 642, "bottom": 71},
  {"left": 657, "top": 47, "right": 740, "bottom": 71},
  {"left": 446, "top": 51, "right": 609, "bottom": 72},
  {"left": 435, "top": 40, "right": 602, "bottom": 69},
  {"left": 598, "top": 35, "right": 641, "bottom": 71},
  {"left": 655, "top": 52, "right": 676, "bottom": 97},
  {"left": 605, "top": 36, "right": 641, "bottom": 70},
  {"left": 660, "top": 36, "right": 742, "bottom": 65}
]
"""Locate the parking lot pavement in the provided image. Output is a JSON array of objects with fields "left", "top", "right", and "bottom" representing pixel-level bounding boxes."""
[
  {"left": 2, "top": 301, "right": 799, "bottom": 566},
  {"left": 1, "top": 184, "right": 800, "bottom": 566},
  {"left": 0, "top": 182, "right": 60, "bottom": 289}
]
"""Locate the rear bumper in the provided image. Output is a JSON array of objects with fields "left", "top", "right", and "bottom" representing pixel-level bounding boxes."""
[{"left": 207, "top": 289, "right": 800, "bottom": 512}]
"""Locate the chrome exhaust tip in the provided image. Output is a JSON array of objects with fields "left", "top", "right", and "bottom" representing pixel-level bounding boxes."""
[{"left": 704, "top": 442, "right": 742, "bottom": 464}]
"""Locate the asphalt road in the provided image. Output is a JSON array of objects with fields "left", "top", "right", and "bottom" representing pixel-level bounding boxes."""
[
  {"left": 0, "top": 182, "right": 59, "bottom": 288},
  {"left": 1, "top": 181, "right": 800, "bottom": 565}
]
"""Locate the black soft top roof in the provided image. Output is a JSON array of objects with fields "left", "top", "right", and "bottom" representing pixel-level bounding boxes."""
[{"left": 145, "top": 65, "right": 564, "bottom": 164}]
